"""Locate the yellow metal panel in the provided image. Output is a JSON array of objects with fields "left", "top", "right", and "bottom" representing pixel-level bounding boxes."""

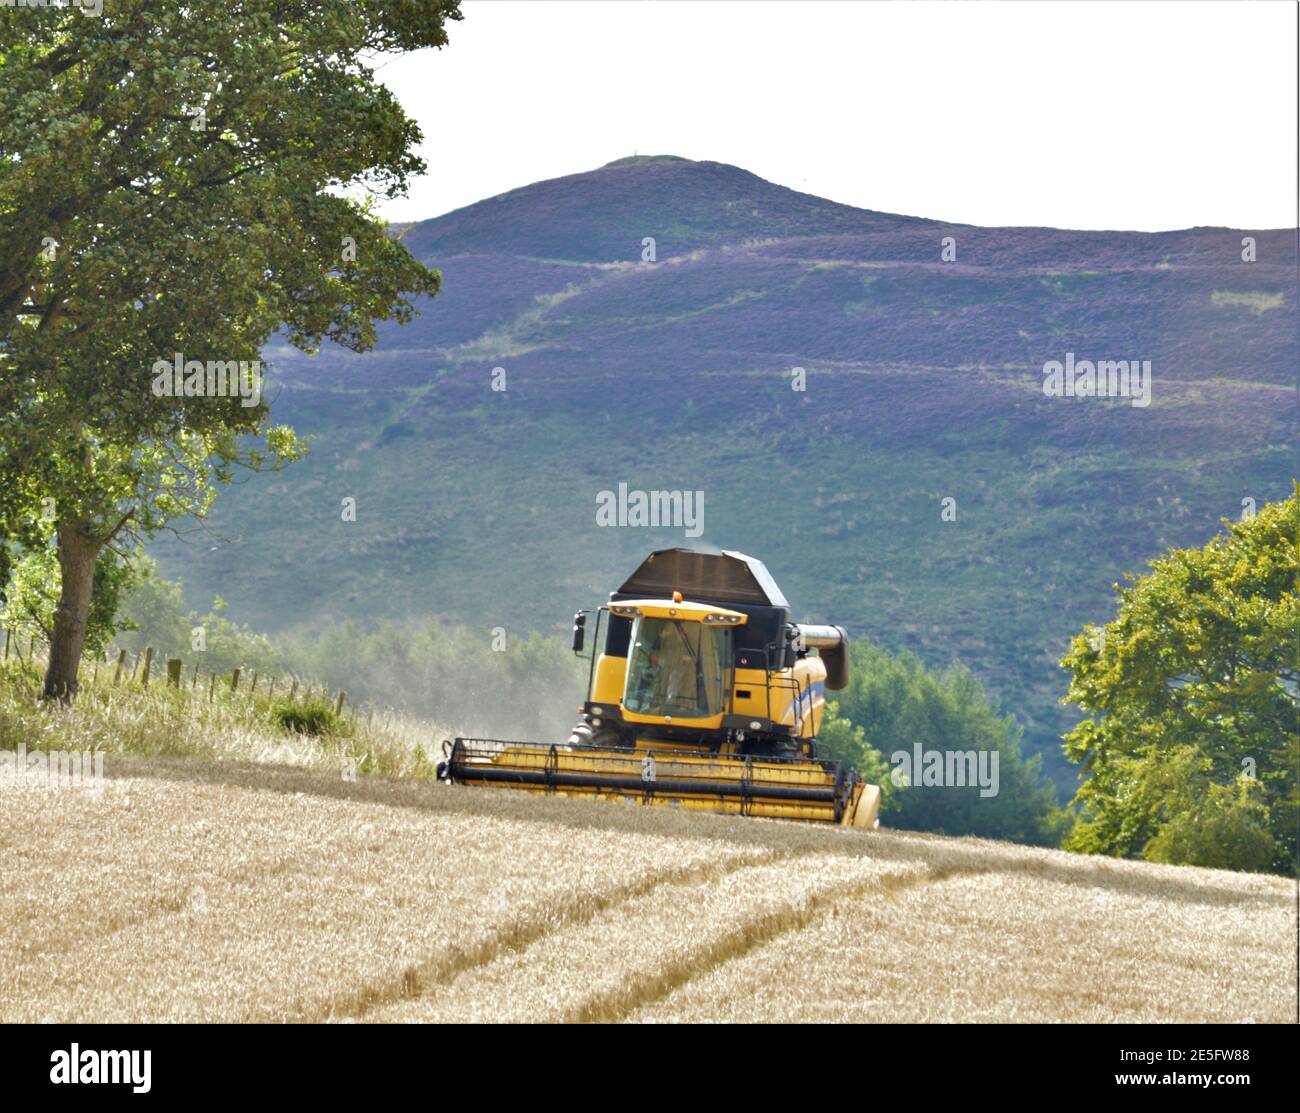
[
  {"left": 730, "top": 667, "right": 770, "bottom": 719},
  {"left": 622, "top": 709, "right": 726, "bottom": 730},
  {"left": 591, "top": 653, "right": 626, "bottom": 704},
  {"left": 849, "top": 783, "right": 882, "bottom": 829}
]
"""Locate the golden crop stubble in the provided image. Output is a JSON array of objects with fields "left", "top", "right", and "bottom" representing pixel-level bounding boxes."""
[
  {"left": 628, "top": 864, "right": 1297, "bottom": 1023},
  {"left": 0, "top": 777, "right": 325, "bottom": 959},
  {"left": 0, "top": 765, "right": 772, "bottom": 1023},
  {"left": 367, "top": 853, "right": 926, "bottom": 1024},
  {"left": 2, "top": 753, "right": 1294, "bottom": 1025}
]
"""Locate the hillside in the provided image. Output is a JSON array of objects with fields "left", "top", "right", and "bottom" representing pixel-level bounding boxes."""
[
  {"left": 150, "top": 155, "right": 1298, "bottom": 789},
  {"left": 1, "top": 756, "right": 1292, "bottom": 1023}
]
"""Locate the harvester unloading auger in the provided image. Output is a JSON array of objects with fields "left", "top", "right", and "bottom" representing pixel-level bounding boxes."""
[{"left": 437, "top": 549, "right": 881, "bottom": 827}]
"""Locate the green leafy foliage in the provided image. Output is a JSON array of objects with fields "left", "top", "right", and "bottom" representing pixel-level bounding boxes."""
[
  {"left": 831, "top": 640, "right": 1068, "bottom": 845},
  {"left": 0, "top": 538, "right": 140, "bottom": 655},
  {"left": 1136, "top": 747, "right": 1275, "bottom": 872},
  {"left": 271, "top": 695, "right": 350, "bottom": 739},
  {"left": 0, "top": 0, "right": 461, "bottom": 694},
  {"left": 1061, "top": 485, "right": 1299, "bottom": 874}
]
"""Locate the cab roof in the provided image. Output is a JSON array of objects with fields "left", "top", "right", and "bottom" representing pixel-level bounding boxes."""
[{"left": 616, "top": 549, "right": 790, "bottom": 608}]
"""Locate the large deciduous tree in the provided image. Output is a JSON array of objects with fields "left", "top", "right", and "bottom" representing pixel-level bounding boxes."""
[
  {"left": 1061, "top": 487, "right": 1299, "bottom": 874},
  {"left": 0, "top": 0, "right": 460, "bottom": 698}
]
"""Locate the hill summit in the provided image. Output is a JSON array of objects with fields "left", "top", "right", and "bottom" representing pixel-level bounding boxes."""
[
  {"left": 600, "top": 154, "right": 691, "bottom": 168},
  {"left": 402, "top": 154, "right": 936, "bottom": 264}
]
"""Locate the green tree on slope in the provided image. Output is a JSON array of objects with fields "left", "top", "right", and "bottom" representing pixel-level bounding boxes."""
[
  {"left": 827, "top": 640, "right": 1066, "bottom": 844},
  {"left": 1061, "top": 486, "right": 1298, "bottom": 874},
  {"left": 0, "top": 0, "right": 461, "bottom": 699}
]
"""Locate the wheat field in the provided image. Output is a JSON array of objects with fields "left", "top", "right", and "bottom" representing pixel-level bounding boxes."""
[{"left": 0, "top": 755, "right": 1293, "bottom": 1024}]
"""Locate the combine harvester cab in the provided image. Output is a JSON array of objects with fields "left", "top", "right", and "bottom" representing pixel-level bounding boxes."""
[{"left": 438, "top": 549, "right": 881, "bottom": 828}]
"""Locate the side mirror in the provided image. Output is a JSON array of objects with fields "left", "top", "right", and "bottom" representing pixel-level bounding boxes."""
[
  {"left": 571, "top": 612, "right": 587, "bottom": 655},
  {"left": 782, "top": 624, "right": 802, "bottom": 670}
]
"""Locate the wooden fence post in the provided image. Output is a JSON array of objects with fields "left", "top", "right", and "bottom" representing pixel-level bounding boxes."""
[
  {"left": 166, "top": 658, "right": 182, "bottom": 688},
  {"left": 140, "top": 647, "right": 154, "bottom": 687},
  {"left": 192, "top": 663, "right": 199, "bottom": 689},
  {"left": 334, "top": 690, "right": 346, "bottom": 716},
  {"left": 113, "top": 649, "right": 127, "bottom": 685},
  {"left": 230, "top": 667, "right": 241, "bottom": 692},
  {"left": 250, "top": 671, "right": 258, "bottom": 695},
  {"left": 3, "top": 629, "right": 9, "bottom": 660},
  {"left": 209, "top": 673, "right": 216, "bottom": 703}
]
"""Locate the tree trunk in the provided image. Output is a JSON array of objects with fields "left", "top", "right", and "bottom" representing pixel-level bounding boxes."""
[{"left": 42, "top": 521, "right": 99, "bottom": 702}]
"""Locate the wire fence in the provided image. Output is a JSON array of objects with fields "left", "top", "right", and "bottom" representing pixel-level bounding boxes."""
[{"left": 0, "top": 628, "right": 403, "bottom": 732}]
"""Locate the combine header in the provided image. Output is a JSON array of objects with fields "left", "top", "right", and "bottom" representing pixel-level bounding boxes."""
[{"left": 437, "top": 549, "right": 880, "bottom": 828}]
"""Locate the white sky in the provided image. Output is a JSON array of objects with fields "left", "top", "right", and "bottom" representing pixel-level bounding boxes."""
[{"left": 369, "top": 0, "right": 1298, "bottom": 231}]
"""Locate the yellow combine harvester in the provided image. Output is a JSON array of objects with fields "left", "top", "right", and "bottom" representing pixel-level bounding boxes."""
[{"left": 437, "top": 549, "right": 880, "bottom": 827}]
